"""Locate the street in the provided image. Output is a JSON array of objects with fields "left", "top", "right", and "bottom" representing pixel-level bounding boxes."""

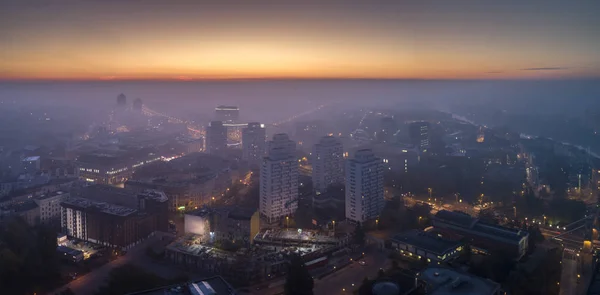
[
  {"left": 313, "top": 249, "right": 390, "bottom": 295},
  {"left": 560, "top": 249, "right": 580, "bottom": 295}
]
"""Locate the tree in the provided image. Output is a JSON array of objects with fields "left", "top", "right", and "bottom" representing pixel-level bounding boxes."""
[
  {"left": 354, "top": 223, "right": 366, "bottom": 246},
  {"left": 527, "top": 225, "right": 545, "bottom": 254},
  {"left": 478, "top": 209, "right": 498, "bottom": 225},
  {"left": 357, "top": 277, "right": 374, "bottom": 295},
  {"left": 0, "top": 218, "right": 61, "bottom": 294},
  {"left": 284, "top": 254, "right": 314, "bottom": 295}
]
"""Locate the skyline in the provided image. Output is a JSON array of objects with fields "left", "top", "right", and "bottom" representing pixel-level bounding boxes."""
[{"left": 1, "top": 0, "right": 600, "bottom": 80}]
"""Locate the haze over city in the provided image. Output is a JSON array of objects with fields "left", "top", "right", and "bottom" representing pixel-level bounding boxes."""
[{"left": 1, "top": 1, "right": 600, "bottom": 295}]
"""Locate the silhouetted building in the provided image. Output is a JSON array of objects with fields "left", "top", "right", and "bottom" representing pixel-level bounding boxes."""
[
  {"left": 206, "top": 121, "right": 228, "bottom": 155},
  {"left": 117, "top": 93, "right": 127, "bottom": 107},
  {"left": 260, "top": 134, "right": 298, "bottom": 222},
  {"left": 133, "top": 98, "right": 143, "bottom": 111},
  {"left": 409, "top": 121, "right": 430, "bottom": 150},
  {"left": 345, "top": 149, "right": 384, "bottom": 224},
  {"left": 242, "top": 122, "right": 266, "bottom": 167},
  {"left": 215, "top": 106, "right": 239, "bottom": 123},
  {"left": 433, "top": 210, "right": 529, "bottom": 260},
  {"left": 312, "top": 136, "right": 344, "bottom": 195}
]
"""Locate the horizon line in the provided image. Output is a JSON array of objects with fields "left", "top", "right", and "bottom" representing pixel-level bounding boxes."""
[{"left": 1, "top": 76, "right": 599, "bottom": 83}]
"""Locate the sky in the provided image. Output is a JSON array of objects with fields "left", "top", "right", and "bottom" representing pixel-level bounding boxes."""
[{"left": 1, "top": 0, "right": 599, "bottom": 80}]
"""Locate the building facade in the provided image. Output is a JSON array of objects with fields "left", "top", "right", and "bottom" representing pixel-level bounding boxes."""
[
  {"left": 35, "top": 191, "right": 69, "bottom": 225},
  {"left": 206, "top": 121, "right": 228, "bottom": 155},
  {"left": 409, "top": 121, "right": 431, "bottom": 150},
  {"left": 312, "top": 136, "right": 344, "bottom": 195},
  {"left": 60, "top": 186, "right": 168, "bottom": 249},
  {"left": 242, "top": 122, "right": 266, "bottom": 167},
  {"left": 390, "top": 230, "right": 463, "bottom": 263},
  {"left": 215, "top": 106, "right": 240, "bottom": 123},
  {"left": 260, "top": 134, "right": 298, "bottom": 222},
  {"left": 345, "top": 149, "right": 384, "bottom": 224}
]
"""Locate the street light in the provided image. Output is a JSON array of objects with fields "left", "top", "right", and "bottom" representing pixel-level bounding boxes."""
[{"left": 286, "top": 216, "right": 289, "bottom": 228}]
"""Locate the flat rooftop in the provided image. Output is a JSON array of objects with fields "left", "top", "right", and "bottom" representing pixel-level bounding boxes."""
[
  {"left": 128, "top": 276, "right": 236, "bottom": 295},
  {"left": 61, "top": 197, "right": 136, "bottom": 217},
  {"left": 434, "top": 210, "right": 528, "bottom": 243},
  {"left": 390, "top": 230, "right": 462, "bottom": 255},
  {"left": 71, "top": 185, "right": 138, "bottom": 208},
  {"left": 137, "top": 189, "right": 169, "bottom": 203},
  {"left": 420, "top": 267, "right": 500, "bottom": 295},
  {"left": 36, "top": 190, "right": 69, "bottom": 200},
  {"left": 254, "top": 228, "right": 338, "bottom": 244},
  {"left": 23, "top": 156, "right": 40, "bottom": 162}
]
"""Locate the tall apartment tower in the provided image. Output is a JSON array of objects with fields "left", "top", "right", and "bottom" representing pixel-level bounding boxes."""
[
  {"left": 242, "top": 122, "right": 266, "bottom": 167},
  {"left": 260, "top": 134, "right": 298, "bottom": 222},
  {"left": 409, "top": 121, "right": 430, "bottom": 150},
  {"left": 345, "top": 149, "right": 384, "bottom": 224},
  {"left": 206, "top": 121, "right": 228, "bottom": 154},
  {"left": 312, "top": 136, "right": 344, "bottom": 195}
]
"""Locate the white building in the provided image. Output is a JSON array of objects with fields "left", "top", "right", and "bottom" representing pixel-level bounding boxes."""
[
  {"left": 242, "top": 122, "right": 266, "bottom": 167},
  {"left": 312, "top": 136, "right": 344, "bottom": 195},
  {"left": 35, "top": 191, "right": 69, "bottom": 224},
  {"left": 260, "top": 134, "right": 298, "bottom": 222},
  {"left": 345, "top": 149, "right": 384, "bottom": 224},
  {"left": 22, "top": 156, "right": 41, "bottom": 174},
  {"left": 206, "top": 121, "right": 228, "bottom": 154}
]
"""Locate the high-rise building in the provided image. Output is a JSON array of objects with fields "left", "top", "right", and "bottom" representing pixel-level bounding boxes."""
[
  {"left": 206, "top": 121, "right": 228, "bottom": 155},
  {"left": 409, "top": 121, "right": 430, "bottom": 150},
  {"left": 345, "top": 149, "right": 384, "bottom": 224},
  {"left": 312, "top": 136, "right": 344, "bottom": 195},
  {"left": 215, "top": 106, "right": 239, "bottom": 123},
  {"left": 117, "top": 93, "right": 127, "bottom": 107},
  {"left": 242, "top": 122, "right": 266, "bottom": 167},
  {"left": 133, "top": 98, "right": 143, "bottom": 112},
  {"left": 260, "top": 134, "right": 298, "bottom": 222}
]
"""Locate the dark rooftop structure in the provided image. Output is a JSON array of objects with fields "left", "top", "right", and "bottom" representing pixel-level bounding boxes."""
[
  {"left": 434, "top": 210, "right": 528, "bottom": 244},
  {"left": 390, "top": 230, "right": 462, "bottom": 257},
  {"left": 127, "top": 276, "right": 237, "bottom": 295},
  {"left": 433, "top": 210, "right": 529, "bottom": 260},
  {"left": 434, "top": 210, "right": 477, "bottom": 229}
]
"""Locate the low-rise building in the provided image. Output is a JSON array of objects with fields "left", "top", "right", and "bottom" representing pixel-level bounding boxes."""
[
  {"left": 0, "top": 200, "right": 39, "bottom": 226},
  {"left": 390, "top": 230, "right": 463, "bottom": 263},
  {"left": 433, "top": 210, "right": 529, "bottom": 260},
  {"left": 129, "top": 276, "right": 237, "bottom": 295},
  {"left": 57, "top": 245, "right": 84, "bottom": 263},
  {"left": 418, "top": 266, "right": 502, "bottom": 295}
]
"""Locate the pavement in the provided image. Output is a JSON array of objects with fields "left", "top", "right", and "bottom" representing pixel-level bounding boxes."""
[{"left": 560, "top": 248, "right": 581, "bottom": 295}]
